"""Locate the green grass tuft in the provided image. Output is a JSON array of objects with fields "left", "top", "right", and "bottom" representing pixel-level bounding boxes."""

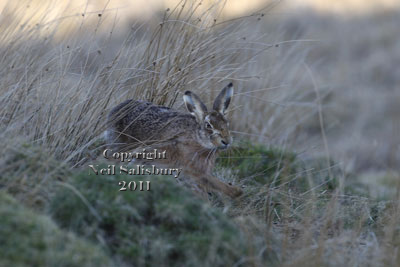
[
  {"left": 49, "top": 168, "right": 247, "bottom": 266},
  {"left": 217, "top": 141, "right": 337, "bottom": 193},
  {"left": 0, "top": 191, "right": 112, "bottom": 267}
]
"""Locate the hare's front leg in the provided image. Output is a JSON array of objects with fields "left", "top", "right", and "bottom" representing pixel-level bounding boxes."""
[{"left": 185, "top": 170, "right": 242, "bottom": 198}]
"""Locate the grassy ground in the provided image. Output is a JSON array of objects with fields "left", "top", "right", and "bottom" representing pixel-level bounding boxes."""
[
  {"left": 0, "top": 1, "right": 399, "bottom": 266},
  {"left": 1, "top": 142, "right": 398, "bottom": 266},
  {"left": 0, "top": 191, "right": 112, "bottom": 267}
]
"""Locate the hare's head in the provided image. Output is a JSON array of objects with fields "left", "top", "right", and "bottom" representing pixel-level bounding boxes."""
[{"left": 183, "top": 83, "right": 234, "bottom": 150}]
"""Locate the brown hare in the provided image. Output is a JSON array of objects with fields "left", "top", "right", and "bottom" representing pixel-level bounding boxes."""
[{"left": 105, "top": 83, "right": 242, "bottom": 198}]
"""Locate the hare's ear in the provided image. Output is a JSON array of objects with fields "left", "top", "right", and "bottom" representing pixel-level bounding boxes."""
[
  {"left": 213, "top": 83, "right": 233, "bottom": 115},
  {"left": 183, "top": 91, "right": 208, "bottom": 122}
]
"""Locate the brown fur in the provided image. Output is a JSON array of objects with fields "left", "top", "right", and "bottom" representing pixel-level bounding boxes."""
[{"left": 105, "top": 83, "right": 242, "bottom": 198}]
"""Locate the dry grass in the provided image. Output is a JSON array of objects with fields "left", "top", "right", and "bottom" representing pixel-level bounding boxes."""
[
  {"left": 0, "top": 1, "right": 399, "bottom": 266},
  {"left": 0, "top": 1, "right": 321, "bottom": 166}
]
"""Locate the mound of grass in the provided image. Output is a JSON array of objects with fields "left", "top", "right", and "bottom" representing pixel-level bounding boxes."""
[
  {"left": 217, "top": 141, "right": 337, "bottom": 193},
  {"left": 0, "top": 144, "right": 70, "bottom": 210},
  {"left": 0, "top": 191, "right": 112, "bottom": 267},
  {"left": 217, "top": 142, "right": 297, "bottom": 185},
  {"left": 215, "top": 143, "right": 373, "bottom": 226},
  {"left": 49, "top": 167, "right": 247, "bottom": 267}
]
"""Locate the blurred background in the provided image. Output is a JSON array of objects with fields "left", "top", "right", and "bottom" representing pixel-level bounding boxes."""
[{"left": 1, "top": 0, "right": 399, "bottom": 194}]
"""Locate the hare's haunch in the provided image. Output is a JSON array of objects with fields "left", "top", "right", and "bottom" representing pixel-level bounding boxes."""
[{"left": 105, "top": 83, "right": 242, "bottom": 198}]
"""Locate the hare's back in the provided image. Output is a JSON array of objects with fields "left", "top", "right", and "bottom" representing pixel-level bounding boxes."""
[
  {"left": 107, "top": 99, "right": 196, "bottom": 145},
  {"left": 108, "top": 99, "right": 178, "bottom": 123}
]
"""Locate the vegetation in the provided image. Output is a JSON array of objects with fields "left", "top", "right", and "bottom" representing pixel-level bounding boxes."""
[
  {"left": 0, "top": 1, "right": 399, "bottom": 266},
  {"left": 0, "top": 191, "right": 111, "bottom": 267},
  {"left": 49, "top": 171, "right": 246, "bottom": 267},
  {"left": 1, "top": 142, "right": 398, "bottom": 266}
]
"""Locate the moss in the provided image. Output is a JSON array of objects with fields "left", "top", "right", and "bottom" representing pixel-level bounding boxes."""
[
  {"left": 217, "top": 141, "right": 297, "bottom": 186},
  {"left": 49, "top": 167, "right": 246, "bottom": 266},
  {"left": 214, "top": 142, "right": 349, "bottom": 225},
  {"left": 0, "top": 191, "right": 112, "bottom": 267},
  {"left": 217, "top": 141, "right": 338, "bottom": 193},
  {"left": 0, "top": 144, "right": 70, "bottom": 210}
]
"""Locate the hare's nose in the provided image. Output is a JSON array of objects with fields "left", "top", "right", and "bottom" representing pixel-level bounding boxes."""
[{"left": 221, "top": 139, "right": 229, "bottom": 147}]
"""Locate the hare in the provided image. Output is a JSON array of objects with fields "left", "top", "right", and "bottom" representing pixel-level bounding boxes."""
[{"left": 105, "top": 83, "right": 242, "bottom": 198}]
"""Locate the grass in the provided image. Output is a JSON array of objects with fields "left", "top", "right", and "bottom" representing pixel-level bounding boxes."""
[
  {"left": 0, "top": 0, "right": 399, "bottom": 266},
  {"left": 0, "top": 191, "right": 112, "bottom": 267},
  {"left": 49, "top": 170, "right": 247, "bottom": 267},
  {"left": 2, "top": 142, "right": 398, "bottom": 266}
]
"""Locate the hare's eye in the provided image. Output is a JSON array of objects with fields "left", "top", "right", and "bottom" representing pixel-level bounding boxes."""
[{"left": 205, "top": 122, "right": 212, "bottom": 129}]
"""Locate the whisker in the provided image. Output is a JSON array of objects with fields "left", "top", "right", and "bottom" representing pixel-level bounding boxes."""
[{"left": 231, "top": 130, "right": 271, "bottom": 139}]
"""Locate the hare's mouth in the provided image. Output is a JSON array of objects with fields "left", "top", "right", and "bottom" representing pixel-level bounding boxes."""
[
  {"left": 218, "top": 139, "right": 230, "bottom": 150},
  {"left": 218, "top": 144, "right": 230, "bottom": 150}
]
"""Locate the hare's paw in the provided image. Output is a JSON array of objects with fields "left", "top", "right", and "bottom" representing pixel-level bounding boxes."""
[{"left": 228, "top": 185, "right": 243, "bottom": 198}]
